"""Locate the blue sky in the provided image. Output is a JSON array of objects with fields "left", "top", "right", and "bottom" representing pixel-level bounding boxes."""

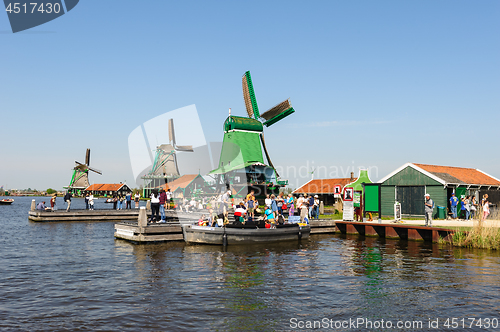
[{"left": 1, "top": 0, "right": 499, "bottom": 191}]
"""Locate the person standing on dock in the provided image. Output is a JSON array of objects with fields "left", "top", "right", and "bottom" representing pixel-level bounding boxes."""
[
  {"left": 470, "top": 196, "right": 477, "bottom": 219},
  {"left": 64, "top": 191, "right": 72, "bottom": 212},
  {"left": 134, "top": 191, "right": 140, "bottom": 209},
  {"left": 150, "top": 189, "right": 160, "bottom": 222},
  {"left": 88, "top": 193, "right": 95, "bottom": 210},
  {"left": 158, "top": 188, "right": 167, "bottom": 222},
  {"left": 50, "top": 194, "right": 57, "bottom": 211},
  {"left": 314, "top": 195, "right": 320, "bottom": 220},
  {"left": 84, "top": 193, "right": 89, "bottom": 210},
  {"left": 308, "top": 195, "right": 315, "bottom": 219},
  {"left": 424, "top": 193, "right": 434, "bottom": 227},
  {"left": 126, "top": 192, "right": 132, "bottom": 209},
  {"left": 449, "top": 192, "right": 458, "bottom": 219},
  {"left": 165, "top": 189, "right": 172, "bottom": 210},
  {"left": 482, "top": 194, "right": 490, "bottom": 221}
]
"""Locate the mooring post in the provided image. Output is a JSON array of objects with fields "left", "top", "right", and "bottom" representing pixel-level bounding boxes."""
[
  {"left": 319, "top": 201, "right": 324, "bottom": 215},
  {"left": 146, "top": 200, "right": 151, "bottom": 211},
  {"left": 138, "top": 206, "right": 148, "bottom": 228},
  {"left": 30, "top": 199, "right": 36, "bottom": 211}
]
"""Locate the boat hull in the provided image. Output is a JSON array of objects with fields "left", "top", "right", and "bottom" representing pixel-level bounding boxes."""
[
  {"left": 0, "top": 199, "right": 14, "bottom": 205},
  {"left": 182, "top": 224, "right": 310, "bottom": 245}
]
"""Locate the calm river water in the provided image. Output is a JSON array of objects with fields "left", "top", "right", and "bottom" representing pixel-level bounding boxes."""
[{"left": 1, "top": 196, "right": 500, "bottom": 331}]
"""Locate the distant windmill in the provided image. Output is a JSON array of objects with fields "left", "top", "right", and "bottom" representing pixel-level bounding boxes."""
[
  {"left": 67, "top": 149, "right": 102, "bottom": 193},
  {"left": 142, "top": 119, "right": 194, "bottom": 192}
]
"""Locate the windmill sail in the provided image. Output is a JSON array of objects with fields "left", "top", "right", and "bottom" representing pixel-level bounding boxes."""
[
  {"left": 85, "top": 148, "right": 90, "bottom": 165},
  {"left": 169, "top": 119, "right": 193, "bottom": 152},
  {"left": 242, "top": 71, "right": 260, "bottom": 119},
  {"left": 260, "top": 99, "right": 295, "bottom": 127}
]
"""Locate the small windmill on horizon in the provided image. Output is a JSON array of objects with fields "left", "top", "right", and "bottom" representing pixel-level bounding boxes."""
[{"left": 66, "top": 149, "right": 102, "bottom": 194}]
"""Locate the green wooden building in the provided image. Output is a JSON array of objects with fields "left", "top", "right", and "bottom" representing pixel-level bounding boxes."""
[{"left": 378, "top": 163, "right": 500, "bottom": 218}]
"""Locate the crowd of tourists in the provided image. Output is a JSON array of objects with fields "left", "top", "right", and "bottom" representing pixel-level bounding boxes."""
[
  {"left": 193, "top": 190, "right": 321, "bottom": 228},
  {"left": 449, "top": 192, "right": 491, "bottom": 221}
]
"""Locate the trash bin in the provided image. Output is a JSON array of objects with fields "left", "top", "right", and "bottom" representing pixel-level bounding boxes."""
[{"left": 437, "top": 206, "right": 446, "bottom": 219}]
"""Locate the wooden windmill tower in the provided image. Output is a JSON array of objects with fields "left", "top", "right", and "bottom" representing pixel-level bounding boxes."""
[
  {"left": 66, "top": 149, "right": 102, "bottom": 194},
  {"left": 141, "top": 119, "right": 193, "bottom": 195}
]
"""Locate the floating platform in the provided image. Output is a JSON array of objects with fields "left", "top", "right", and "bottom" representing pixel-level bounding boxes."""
[
  {"left": 115, "top": 207, "right": 184, "bottom": 242},
  {"left": 28, "top": 199, "right": 204, "bottom": 222},
  {"left": 29, "top": 209, "right": 141, "bottom": 222},
  {"left": 115, "top": 211, "right": 338, "bottom": 243},
  {"left": 335, "top": 221, "right": 455, "bottom": 242}
]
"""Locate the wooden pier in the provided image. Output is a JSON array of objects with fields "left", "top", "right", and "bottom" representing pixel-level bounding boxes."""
[
  {"left": 335, "top": 221, "right": 455, "bottom": 242},
  {"left": 28, "top": 199, "right": 203, "bottom": 223},
  {"left": 114, "top": 207, "right": 184, "bottom": 242}
]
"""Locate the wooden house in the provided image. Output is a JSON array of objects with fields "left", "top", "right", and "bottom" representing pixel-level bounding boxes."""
[{"left": 378, "top": 163, "right": 500, "bottom": 217}]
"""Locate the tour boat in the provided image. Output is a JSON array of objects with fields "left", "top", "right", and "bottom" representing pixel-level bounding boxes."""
[
  {"left": 0, "top": 199, "right": 14, "bottom": 205},
  {"left": 182, "top": 223, "right": 310, "bottom": 245}
]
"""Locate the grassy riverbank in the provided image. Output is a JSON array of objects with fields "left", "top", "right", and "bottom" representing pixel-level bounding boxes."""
[{"left": 449, "top": 220, "right": 500, "bottom": 250}]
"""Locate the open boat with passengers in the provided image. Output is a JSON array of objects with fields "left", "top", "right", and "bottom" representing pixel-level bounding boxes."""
[{"left": 183, "top": 222, "right": 310, "bottom": 245}]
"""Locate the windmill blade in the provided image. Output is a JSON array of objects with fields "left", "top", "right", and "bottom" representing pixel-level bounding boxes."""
[
  {"left": 85, "top": 148, "right": 90, "bottom": 165},
  {"left": 174, "top": 145, "right": 194, "bottom": 152},
  {"left": 88, "top": 166, "right": 102, "bottom": 175},
  {"left": 261, "top": 99, "right": 295, "bottom": 127},
  {"left": 242, "top": 71, "right": 260, "bottom": 119},
  {"left": 168, "top": 118, "right": 194, "bottom": 152},
  {"left": 168, "top": 119, "right": 175, "bottom": 146},
  {"left": 74, "top": 160, "right": 88, "bottom": 170}
]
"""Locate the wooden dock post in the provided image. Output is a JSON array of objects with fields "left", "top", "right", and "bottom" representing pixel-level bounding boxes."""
[
  {"left": 146, "top": 200, "right": 151, "bottom": 210},
  {"left": 30, "top": 199, "right": 36, "bottom": 211},
  {"left": 138, "top": 207, "right": 147, "bottom": 229}
]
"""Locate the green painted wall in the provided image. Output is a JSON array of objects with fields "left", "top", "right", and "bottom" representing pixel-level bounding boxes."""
[
  {"left": 380, "top": 166, "right": 447, "bottom": 217},
  {"left": 383, "top": 166, "right": 442, "bottom": 186},
  {"left": 381, "top": 186, "right": 395, "bottom": 216},
  {"left": 381, "top": 185, "right": 446, "bottom": 217}
]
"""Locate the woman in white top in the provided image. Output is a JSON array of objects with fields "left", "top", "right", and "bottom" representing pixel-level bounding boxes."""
[
  {"left": 134, "top": 191, "right": 140, "bottom": 209},
  {"left": 150, "top": 190, "right": 160, "bottom": 222},
  {"left": 88, "top": 194, "right": 95, "bottom": 210}
]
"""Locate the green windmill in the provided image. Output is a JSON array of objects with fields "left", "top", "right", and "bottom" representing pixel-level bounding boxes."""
[{"left": 209, "top": 71, "right": 295, "bottom": 198}]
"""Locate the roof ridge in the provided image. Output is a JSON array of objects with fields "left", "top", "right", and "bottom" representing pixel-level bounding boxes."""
[{"left": 413, "top": 163, "right": 476, "bottom": 170}]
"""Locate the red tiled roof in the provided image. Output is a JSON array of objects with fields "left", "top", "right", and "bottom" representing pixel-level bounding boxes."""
[
  {"left": 160, "top": 174, "right": 200, "bottom": 192},
  {"left": 413, "top": 163, "right": 500, "bottom": 186},
  {"left": 85, "top": 183, "right": 125, "bottom": 191},
  {"left": 292, "top": 178, "right": 357, "bottom": 194}
]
